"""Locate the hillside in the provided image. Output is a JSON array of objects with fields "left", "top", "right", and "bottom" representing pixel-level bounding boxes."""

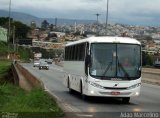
[{"left": 0, "top": 10, "right": 95, "bottom": 26}]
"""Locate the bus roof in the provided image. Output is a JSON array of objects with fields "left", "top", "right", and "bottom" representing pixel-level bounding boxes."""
[{"left": 65, "top": 36, "right": 141, "bottom": 47}]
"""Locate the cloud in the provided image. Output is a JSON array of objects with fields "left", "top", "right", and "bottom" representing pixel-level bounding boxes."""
[{"left": 1, "top": 0, "right": 160, "bottom": 25}]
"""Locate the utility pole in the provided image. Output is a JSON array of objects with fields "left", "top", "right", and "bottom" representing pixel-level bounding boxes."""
[
  {"left": 74, "top": 20, "right": 77, "bottom": 33},
  {"left": 8, "top": 0, "right": 11, "bottom": 43},
  {"left": 55, "top": 17, "right": 57, "bottom": 29},
  {"left": 7, "top": 0, "right": 11, "bottom": 59},
  {"left": 106, "top": 0, "right": 109, "bottom": 35},
  {"left": 13, "top": 25, "right": 15, "bottom": 52}
]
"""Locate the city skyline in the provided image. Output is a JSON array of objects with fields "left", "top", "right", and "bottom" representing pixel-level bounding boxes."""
[{"left": 1, "top": 0, "right": 160, "bottom": 26}]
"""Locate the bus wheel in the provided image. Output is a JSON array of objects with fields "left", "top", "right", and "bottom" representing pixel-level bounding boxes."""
[
  {"left": 80, "top": 81, "right": 88, "bottom": 100},
  {"left": 122, "top": 97, "right": 130, "bottom": 104},
  {"left": 68, "top": 78, "right": 73, "bottom": 94}
]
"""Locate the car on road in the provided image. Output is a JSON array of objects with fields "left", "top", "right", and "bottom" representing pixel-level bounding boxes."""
[
  {"left": 33, "top": 60, "right": 40, "bottom": 67},
  {"left": 46, "top": 59, "right": 53, "bottom": 64},
  {"left": 39, "top": 61, "right": 49, "bottom": 70}
]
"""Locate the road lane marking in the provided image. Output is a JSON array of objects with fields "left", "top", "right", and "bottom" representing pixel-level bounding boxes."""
[
  {"left": 52, "top": 67, "right": 63, "bottom": 72},
  {"left": 77, "top": 114, "right": 93, "bottom": 117}
]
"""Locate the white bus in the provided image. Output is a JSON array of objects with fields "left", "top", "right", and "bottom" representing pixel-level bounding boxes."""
[{"left": 64, "top": 36, "right": 141, "bottom": 103}]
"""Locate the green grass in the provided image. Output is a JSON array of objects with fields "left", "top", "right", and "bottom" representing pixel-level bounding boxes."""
[
  {"left": 0, "top": 84, "right": 64, "bottom": 118},
  {"left": 0, "top": 60, "right": 11, "bottom": 79},
  {"left": 0, "top": 41, "right": 32, "bottom": 61},
  {"left": 0, "top": 41, "right": 8, "bottom": 54},
  {"left": 18, "top": 46, "right": 32, "bottom": 61},
  {"left": 0, "top": 60, "right": 64, "bottom": 118}
]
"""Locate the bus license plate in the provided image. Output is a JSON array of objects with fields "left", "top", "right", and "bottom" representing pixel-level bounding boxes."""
[{"left": 111, "top": 91, "right": 120, "bottom": 95}]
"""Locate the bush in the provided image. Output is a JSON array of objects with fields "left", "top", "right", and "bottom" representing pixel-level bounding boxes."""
[{"left": 142, "top": 51, "right": 153, "bottom": 66}]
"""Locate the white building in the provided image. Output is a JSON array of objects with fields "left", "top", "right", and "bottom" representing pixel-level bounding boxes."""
[{"left": 0, "top": 27, "right": 7, "bottom": 42}]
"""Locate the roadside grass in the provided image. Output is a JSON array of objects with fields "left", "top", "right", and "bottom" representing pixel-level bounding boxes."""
[
  {"left": 0, "top": 60, "right": 64, "bottom": 118},
  {"left": 0, "top": 84, "right": 64, "bottom": 118},
  {"left": 0, "top": 60, "right": 11, "bottom": 78}
]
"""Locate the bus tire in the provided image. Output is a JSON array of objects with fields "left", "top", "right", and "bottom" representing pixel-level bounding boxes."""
[
  {"left": 122, "top": 97, "right": 130, "bottom": 104},
  {"left": 68, "top": 78, "right": 73, "bottom": 94},
  {"left": 80, "top": 80, "right": 88, "bottom": 100}
]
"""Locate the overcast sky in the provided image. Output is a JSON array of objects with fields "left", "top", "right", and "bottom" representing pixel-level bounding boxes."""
[{"left": 1, "top": 0, "right": 160, "bottom": 26}]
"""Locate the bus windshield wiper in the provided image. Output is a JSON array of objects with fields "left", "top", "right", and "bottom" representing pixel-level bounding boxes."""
[
  {"left": 102, "top": 61, "right": 112, "bottom": 77},
  {"left": 117, "top": 57, "right": 130, "bottom": 80}
]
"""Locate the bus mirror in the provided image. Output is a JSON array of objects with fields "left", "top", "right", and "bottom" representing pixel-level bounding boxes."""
[
  {"left": 86, "top": 55, "right": 91, "bottom": 67},
  {"left": 85, "top": 55, "right": 91, "bottom": 76},
  {"left": 87, "top": 55, "right": 91, "bottom": 66}
]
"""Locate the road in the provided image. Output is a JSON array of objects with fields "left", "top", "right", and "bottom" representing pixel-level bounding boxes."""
[{"left": 21, "top": 63, "right": 160, "bottom": 118}]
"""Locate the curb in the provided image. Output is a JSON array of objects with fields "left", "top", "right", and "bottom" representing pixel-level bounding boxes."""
[
  {"left": 44, "top": 87, "right": 82, "bottom": 118},
  {"left": 16, "top": 63, "right": 44, "bottom": 88}
]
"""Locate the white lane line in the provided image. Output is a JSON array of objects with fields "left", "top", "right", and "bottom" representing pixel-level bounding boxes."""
[
  {"left": 77, "top": 114, "right": 93, "bottom": 117},
  {"left": 52, "top": 68, "right": 63, "bottom": 72}
]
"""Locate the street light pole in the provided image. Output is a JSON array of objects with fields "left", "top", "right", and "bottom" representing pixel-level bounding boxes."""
[
  {"left": 7, "top": 0, "right": 11, "bottom": 59},
  {"left": 8, "top": 0, "right": 11, "bottom": 43},
  {"left": 106, "top": 0, "right": 109, "bottom": 35},
  {"left": 13, "top": 25, "right": 15, "bottom": 51}
]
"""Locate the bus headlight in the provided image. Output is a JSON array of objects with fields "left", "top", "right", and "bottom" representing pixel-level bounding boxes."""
[
  {"left": 90, "top": 90, "right": 94, "bottom": 94},
  {"left": 127, "top": 83, "right": 141, "bottom": 90},
  {"left": 87, "top": 81, "right": 104, "bottom": 89},
  {"left": 135, "top": 92, "right": 139, "bottom": 96}
]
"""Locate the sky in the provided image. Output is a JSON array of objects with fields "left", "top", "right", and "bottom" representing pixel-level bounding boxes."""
[{"left": 1, "top": 0, "right": 160, "bottom": 26}]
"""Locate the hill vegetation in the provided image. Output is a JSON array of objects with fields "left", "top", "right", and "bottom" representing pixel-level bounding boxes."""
[{"left": 0, "top": 17, "right": 30, "bottom": 43}]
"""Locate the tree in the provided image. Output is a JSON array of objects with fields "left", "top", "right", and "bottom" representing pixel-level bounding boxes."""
[
  {"left": 50, "top": 24, "right": 54, "bottom": 31},
  {"left": 145, "top": 36, "right": 152, "bottom": 41},
  {"left": 0, "top": 17, "right": 13, "bottom": 28},
  {"left": 14, "top": 21, "right": 31, "bottom": 39},
  {"left": 142, "top": 51, "right": 153, "bottom": 66},
  {"left": 30, "top": 21, "right": 36, "bottom": 29},
  {"left": 41, "top": 20, "right": 49, "bottom": 30},
  {"left": 0, "top": 17, "right": 31, "bottom": 42}
]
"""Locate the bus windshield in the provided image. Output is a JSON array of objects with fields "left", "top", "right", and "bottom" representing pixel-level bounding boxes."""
[{"left": 90, "top": 43, "right": 141, "bottom": 80}]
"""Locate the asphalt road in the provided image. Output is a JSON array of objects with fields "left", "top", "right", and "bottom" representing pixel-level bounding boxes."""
[{"left": 21, "top": 63, "right": 160, "bottom": 118}]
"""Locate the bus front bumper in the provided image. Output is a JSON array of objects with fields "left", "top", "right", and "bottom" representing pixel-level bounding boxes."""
[{"left": 84, "top": 85, "right": 141, "bottom": 97}]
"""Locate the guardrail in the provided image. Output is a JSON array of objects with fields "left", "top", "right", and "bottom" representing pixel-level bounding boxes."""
[
  {"left": 11, "top": 64, "right": 19, "bottom": 85},
  {"left": 11, "top": 63, "right": 44, "bottom": 90},
  {"left": 11, "top": 62, "right": 79, "bottom": 118}
]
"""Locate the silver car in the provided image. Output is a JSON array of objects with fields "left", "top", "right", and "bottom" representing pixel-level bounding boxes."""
[
  {"left": 33, "top": 60, "right": 40, "bottom": 67},
  {"left": 39, "top": 61, "right": 49, "bottom": 70}
]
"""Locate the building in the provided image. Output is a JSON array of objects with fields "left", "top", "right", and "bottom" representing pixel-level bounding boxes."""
[
  {"left": 32, "top": 41, "right": 64, "bottom": 49},
  {"left": 0, "top": 27, "right": 7, "bottom": 42}
]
